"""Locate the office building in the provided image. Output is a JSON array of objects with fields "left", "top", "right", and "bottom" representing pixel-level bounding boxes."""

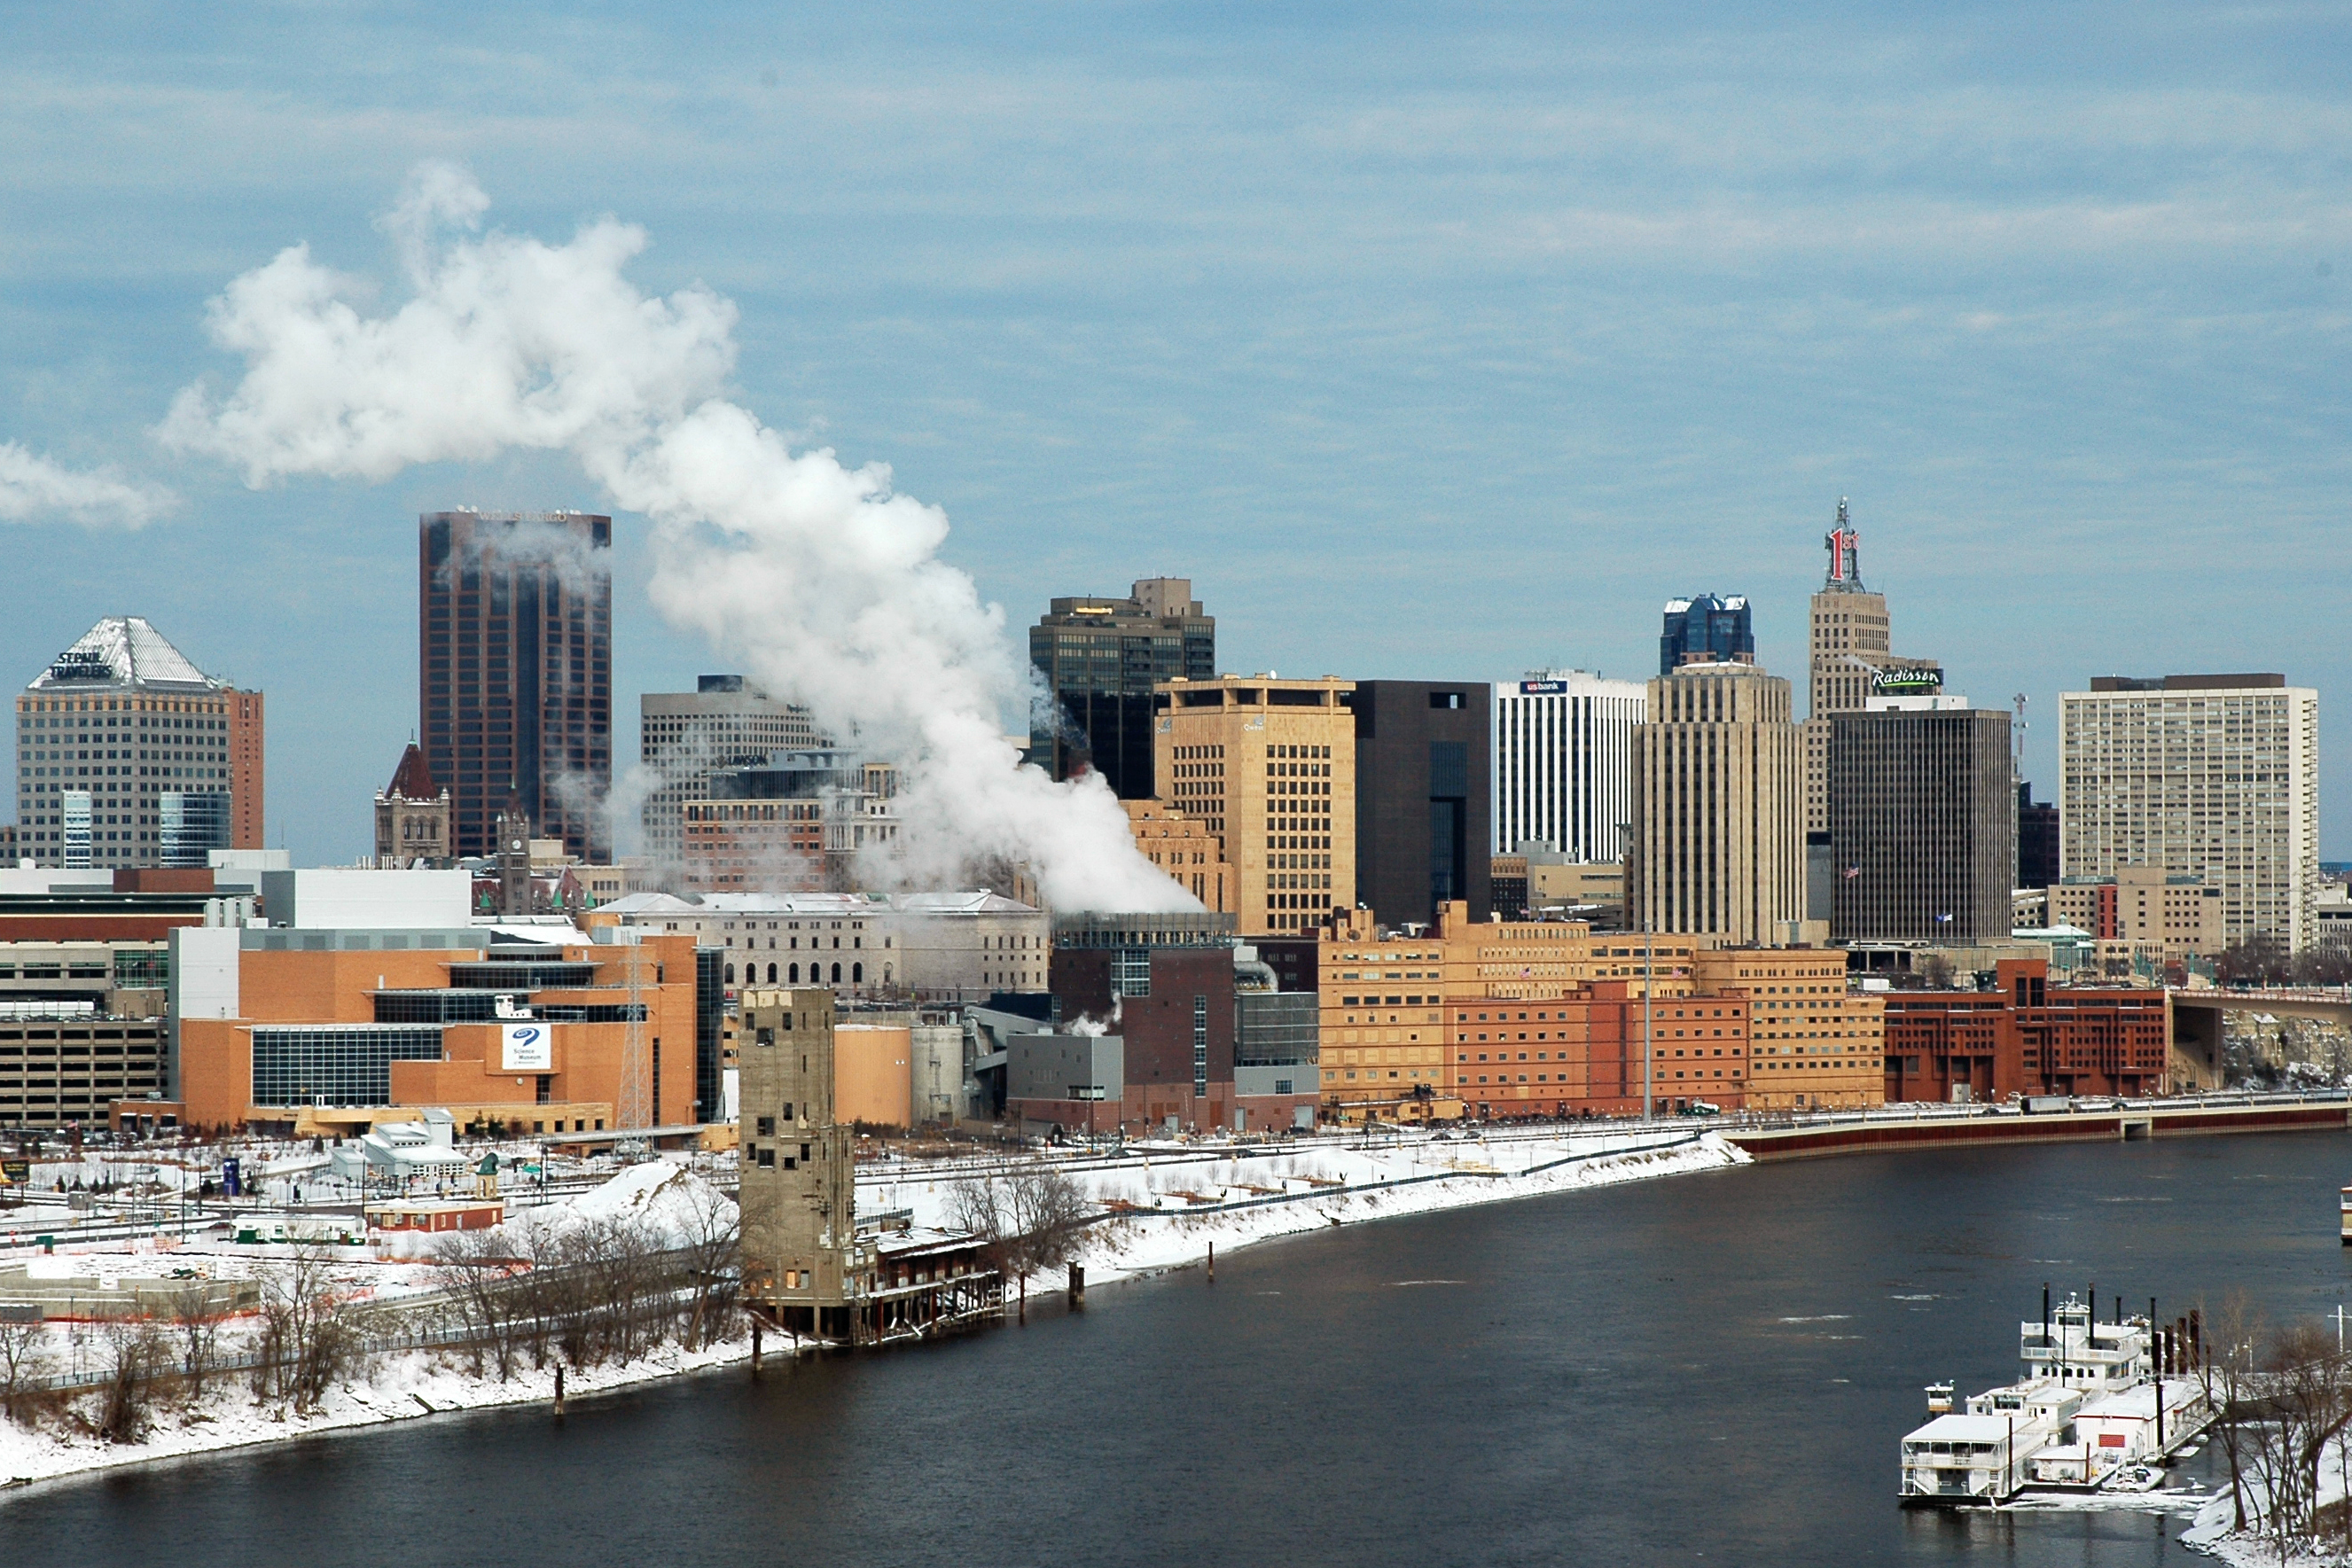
[
  {"left": 1882, "top": 959, "right": 2168, "bottom": 1104},
  {"left": 1491, "top": 669, "right": 1645, "bottom": 863},
  {"left": 1153, "top": 674, "right": 1356, "bottom": 936},
  {"left": 15, "top": 617, "right": 263, "bottom": 870},
  {"left": 2017, "top": 783, "right": 2059, "bottom": 889},
  {"left": 1804, "top": 501, "right": 1940, "bottom": 834},
  {"left": 1352, "top": 681, "right": 1491, "bottom": 930},
  {"left": 1629, "top": 661, "right": 1805, "bottom": 944},
  {"left": 1659, "top": 594, "right": 1754, "bottom": 675},
  {"left": 2059, "top": 674, "right": 2320, "bottom": 948},
  {"left": 1123, "top": 800, "right": 1232, "bottom": 912},
  {"left": 2043, "top": 868, "right": 2224, "bottom": 963},
  {"left": 676, "top": 753, "right": 896, "bottom": 893},
  {"left": 639, "top": 676, "right": 819, "bottom": 869},
  {"left": 1029, "top": 578, "right": 1214, "bottom": 800},
  {"left": 418, "top": 510, "right": 613, "bottom": 862},
  {"left": 1827, "top": 698, "right": 2013, "bottom": 945},
  {"left": 591, "top": 889, "right": 1049, "bottom": 1002}
]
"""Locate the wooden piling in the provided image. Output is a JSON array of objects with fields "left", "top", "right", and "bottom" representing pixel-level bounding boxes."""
[
  {"left": 1207, "top": 1241, "right": 1215, "bottom": 1283},
  {"left": 553, "top": 1363, "right": 565, "bottom": 1416},
  {"left": 752, "top": 1318, "right": 763, "bottom": 1378},
  {"left": 1069, "top": 1262, "right": 1086, "bottom": 1309}
]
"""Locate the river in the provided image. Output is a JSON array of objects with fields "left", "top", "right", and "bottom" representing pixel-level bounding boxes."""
[{"left": 10, "top": 1130, "right": 2351, "bottom": 1565}]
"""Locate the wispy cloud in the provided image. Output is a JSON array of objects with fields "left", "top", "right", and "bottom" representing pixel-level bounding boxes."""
[{"left": 0, "top": 442, "right": 174, "bottom": 528}]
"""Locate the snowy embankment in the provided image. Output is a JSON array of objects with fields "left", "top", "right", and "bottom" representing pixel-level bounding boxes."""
[
  {"left": 864, "top": 1127, "right": 1752, "bottom": 1293},
  {"left": 2176, "top": 1439, "right": 2352, "bottom": 1565},
  {"left": 0, "top": 1162, "right": 758, "bottom": 1494}
]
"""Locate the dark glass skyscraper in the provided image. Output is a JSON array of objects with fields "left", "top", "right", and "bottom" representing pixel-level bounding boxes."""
[
  {"left": 1351, "top": 681, "right": 1492, "bottom": 929},
  {"left": 419, "top": 511, "right": 613, "bottom": 861},
  {"left": 1028, "top": 578, "right": 1214, "bottom": 800},
  {"left": 1659, "top": 593, "right": 1755, "bottom": 675}
]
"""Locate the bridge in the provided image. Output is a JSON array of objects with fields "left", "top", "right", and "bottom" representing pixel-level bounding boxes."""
[{"left": 2168, "top": 987, "right": 2352, "bottom": 1088}]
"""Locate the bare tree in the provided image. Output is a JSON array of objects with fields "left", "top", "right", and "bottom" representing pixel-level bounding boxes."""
[
  {"left": 675, "top": 1182, "right": 740, "bottom": 1350},
  {"left": 0, "top": 1314, "right": 47, "bottom": 1424},
  {"left": 2202, "top": 1292, "right": 2260, "bottom": 1533},
  {"left": 432, "top": 1228, "right": 530, "bottom": 1382},
  {"left": 95, "top": 1315, "right": 168, "bottom": 1443},
  {"left": 253, "top": 1245, "right": 353, "bottom": 1411},
  {"left": 169, "top": 1281, "right": 223, "bottom": 1395},
  {"left": 949, "top": 1166, "right": 1095, "bottom": 1287}
]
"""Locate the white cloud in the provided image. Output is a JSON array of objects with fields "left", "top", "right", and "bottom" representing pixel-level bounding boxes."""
[{"left": 0, "top": 442, "right": 174, "bottom": 529}]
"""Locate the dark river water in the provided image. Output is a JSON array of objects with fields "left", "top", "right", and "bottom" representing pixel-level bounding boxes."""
[{"left": 12, "top": 1130, "right": 2352, "bottom": 1566}]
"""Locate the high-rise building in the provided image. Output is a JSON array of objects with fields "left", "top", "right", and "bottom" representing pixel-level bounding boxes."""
[
  {"left": 14, "top": 617, "right": 262, "bottom": 870},
  {"left": 1030, "top": 578, "right": 1214, "bottom": 800},
  {"left": 2059, "top": 673, "right": 2320, "bottom": 949},
  {"left": 639, "top": 675, "right": 819, "bottom": 868},
  {"left": 1153, "top": 674, "right": 1356, "bottom": 936},
  {"left": 2017, "top": 782, "right": 2059, "bottom": 889},
  {"left": 1803, "top": 500, "right": 1940, "bottom": 834},
  {"left": 419, "top": 510, "right": 613, "bottom": 862},
  {"left": 1826, "top": 698, "right": 2013, "bottom": 945},
  {"left": 1351, "top": 681, "right": 1492, "bottom": 930},
  {"left": 1658, "top": 594, "right": 1754, "bottom": 675},
  {"left": 1629, "top": 661, "right": 1804, "bottom": 943},
  {"left": 1491, "top": 669, "right": 1646, "bottom": 861}
]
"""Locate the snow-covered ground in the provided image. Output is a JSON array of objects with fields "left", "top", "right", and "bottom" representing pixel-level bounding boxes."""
[
  {"left": 0, "top": 1127, "right": 1741, "bottom": 1495},
  {"left": 863, "top": 1126, "right": 1750, "bottom": 1291}
]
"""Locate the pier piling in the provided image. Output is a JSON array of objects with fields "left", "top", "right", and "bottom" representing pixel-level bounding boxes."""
[{"left": 1068, "top": 1263, "right": 1085, "bottom": 1309}]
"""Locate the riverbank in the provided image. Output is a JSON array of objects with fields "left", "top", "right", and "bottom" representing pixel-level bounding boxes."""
[{"left": 1, "top": 1128, "right": 1745, "bottom": 1494}]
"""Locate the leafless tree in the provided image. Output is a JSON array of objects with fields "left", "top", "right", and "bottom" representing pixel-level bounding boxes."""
[
  {"left": 95, "top": 1315, "right": 168, "bottom": 1443},
  {"left": 2202, "top": 1292, "right": 2260, "bottom": 1533},
  {"left": 949, "top": 1165, "right": 1095, "bottom": 1286},
  {"left": 431, "top": 1229, "right": 530, "bottom": 1382},
  {"left": 675, "top": 1182, "right": 740, "bottom": 1350},
  {"left": 0, "top": 1314, "right": 47, "bottom": 1424},
  {"left": 169, "top": 1281, "right": 223, "bottom": 1395},
  {"left": 253, "top": 1245, "right": 354, "bottom": 1410}
]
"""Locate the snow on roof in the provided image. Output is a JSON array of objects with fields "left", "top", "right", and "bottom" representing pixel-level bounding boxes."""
[
  {"left": 28, "top": 616, "right": 219, "bottom": 691},
  {"left": 1904, "top": 1415, "right": 2015, "bottom": 1442}
]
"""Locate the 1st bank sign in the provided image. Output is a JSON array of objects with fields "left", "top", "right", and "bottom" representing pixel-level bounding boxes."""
[{"left": 502, "top": 1023, "right": 552, "bottom": 1073}]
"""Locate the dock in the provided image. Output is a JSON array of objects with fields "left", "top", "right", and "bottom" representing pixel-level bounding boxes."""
[{"left": 1729, "top": 1094, "right": 2348, "bottom": 1163}]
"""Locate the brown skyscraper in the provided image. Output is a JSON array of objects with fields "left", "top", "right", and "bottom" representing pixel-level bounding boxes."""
[{"left": 419, "top": 511, "right": 613, "bottom": 861}]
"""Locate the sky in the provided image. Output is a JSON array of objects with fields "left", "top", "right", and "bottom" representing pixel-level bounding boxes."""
[{"left": 2, "top": 2, "right": 2347, "bottom": 862}]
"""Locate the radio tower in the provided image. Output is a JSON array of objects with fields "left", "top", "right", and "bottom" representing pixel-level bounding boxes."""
[
  {"left": 617, "top": 931, "right": 652, "bottom": 1129},
  {"left": 2012, "top": 693, "right": 2028, "bottom": 782}
]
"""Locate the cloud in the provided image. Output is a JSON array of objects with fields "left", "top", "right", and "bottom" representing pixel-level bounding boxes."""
[
  {"left": 164, "top": 164, "right": 1199, "bottom": 914},
  {"left": 0, "top": 441, "right": 176, "bottom": 529}
]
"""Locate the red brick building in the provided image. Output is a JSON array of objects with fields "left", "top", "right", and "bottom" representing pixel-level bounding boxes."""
[{"left": 1881, "top": 959, "right": 2168, "bottom": 1104}]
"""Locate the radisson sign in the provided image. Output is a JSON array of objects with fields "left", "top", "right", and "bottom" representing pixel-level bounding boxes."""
[{"left": 1870, "top": 666, "right": 1943, "bottom": 695}]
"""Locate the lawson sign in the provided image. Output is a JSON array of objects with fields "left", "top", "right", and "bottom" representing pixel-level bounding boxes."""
[{"left": 501, "top": 1023, "right": 553, "bottom": 1073}]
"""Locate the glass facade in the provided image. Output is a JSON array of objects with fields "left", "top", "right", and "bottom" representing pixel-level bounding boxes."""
[
  {"left": 1659, "top": 594, "right": 1754, "bottom": 675},
  {"left": 250, "top": 1026, "right": 443, "bottom": 1107}
]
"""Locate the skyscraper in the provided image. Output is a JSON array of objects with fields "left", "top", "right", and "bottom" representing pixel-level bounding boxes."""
[
  {"left": 1490, "top": 669, "right": 1646, "bottom": 860},
  {"left": 1658, "top": 594, "right": 1754, "bottom": 675},
  {"left": 2059, "top": 674, "right": 2320, "bottom": 949},
  {"left": 419, "top": 511, "right": 613, "bottom": 861},
  {"left": 1352, "top": 681, "right": 1492, "bottom": 930},
  {"left": 1629, "top": 660, "right": 1803, "bottom": 943},
  {"left": 1153, "top": 674, "right": 1356, "bottom": 937},
  {"left": 1804, "top": 500, "right": 1939, "bottom": 834},
  {"left": 639, "top": 675, "right": 819, "bottom": 868},
  {"left": 1827, "top": 698, "right": 2014, "bottom": 945},
  {"left": 14, "top": 617, "right": 262, "bottom": 870},
  {"left": 1030, "top": 578, "right": 1214, "bottom": 800}
]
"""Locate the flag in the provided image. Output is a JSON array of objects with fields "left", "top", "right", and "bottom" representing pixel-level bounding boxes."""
[
  {"left": 1842, "top": 865, "right": 1862, "bottom": 879},
  {"left": 1935, "top": 912, "right": 1953, "bottom": 924}
]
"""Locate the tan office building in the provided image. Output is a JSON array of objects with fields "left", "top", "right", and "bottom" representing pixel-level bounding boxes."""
[
  {"left": 1631, "top": 660, "right": 1805, "bottom": 945},
  {"left": 1122, "top": 800, "right": 1232, "bottom": 912},
  {"left": 1153, "top": 675, "right": 1356, "bottom": 936}
]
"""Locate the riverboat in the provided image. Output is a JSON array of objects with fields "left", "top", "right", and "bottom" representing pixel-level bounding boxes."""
[{"left": 1899, "top": 1292, "right": 2210, "bottom": 1505}]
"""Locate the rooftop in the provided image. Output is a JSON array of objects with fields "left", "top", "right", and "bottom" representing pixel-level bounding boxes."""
[{"left": 28, "top": 617, "right": 219, "bottom": 692}]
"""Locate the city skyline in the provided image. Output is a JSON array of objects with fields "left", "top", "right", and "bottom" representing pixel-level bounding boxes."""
[{"left": 0, "top": 5, "right": 2344, "bottom": 864}]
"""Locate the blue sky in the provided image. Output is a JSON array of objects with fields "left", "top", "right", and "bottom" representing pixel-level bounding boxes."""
[{"left": 3, "top": 3, "right": 2347, "bottom": 861}]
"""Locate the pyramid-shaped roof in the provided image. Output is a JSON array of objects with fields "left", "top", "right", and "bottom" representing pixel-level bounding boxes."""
[
  {"left": 28, "top": 617, "right": 218, "bottom": 692},
  {"left": 386, "top": 743, "right": 442, "bottom": 800}
]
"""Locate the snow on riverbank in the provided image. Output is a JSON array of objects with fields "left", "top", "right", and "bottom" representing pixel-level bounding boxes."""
[
  {"left": 863, "top": 1127, "right": 1751, "bottom": 1291},
  {"left": 0, "top": 1329, "right": 760, "bottom": 1493}
]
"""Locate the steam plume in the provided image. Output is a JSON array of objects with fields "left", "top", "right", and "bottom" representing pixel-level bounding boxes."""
[
  {"left": 162, "top": 163, "right": 1198, "bottom": 914},
  {"left": 0, "top": 442, "right": 176, "bottom": 529}
]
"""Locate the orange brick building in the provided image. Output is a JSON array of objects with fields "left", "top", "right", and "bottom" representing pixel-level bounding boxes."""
[
  {"left": 1317, "top": 902, "right": 1883, "bottom": 1120},
  {"left": 173, "top": 932, "right": 702, "bottom": 1134},
  {"left": 1881, "top": 958, "right": 2168, "bottom": 1104}
]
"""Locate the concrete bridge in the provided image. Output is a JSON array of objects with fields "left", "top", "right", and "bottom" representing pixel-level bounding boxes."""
[{"left": 2169, "top": 987, "right": 2352, "bottom": 1088}]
